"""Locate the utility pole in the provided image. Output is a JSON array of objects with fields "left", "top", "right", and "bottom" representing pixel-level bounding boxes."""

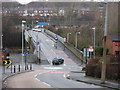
[
  {"left": 101, "top": 2, "right": 108, "bottom": 84},
  {"left": 92, "top": 27, "right": 96, "bottom": 59},
  {"left": 22, "top": 20, "right": 26, "bottom": 68},
  {"left": 75, "top": 32, "right": 80, "bottom": 48}
]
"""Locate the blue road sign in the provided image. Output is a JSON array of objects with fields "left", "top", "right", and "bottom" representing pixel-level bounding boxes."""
[
  {"left": 36, "top": 42, "right": 40, "bottom": 45},
  {"left": 55, "top": 35, "right": 58, "bottom": 40},
  {"left": 24, "top": 52, "right": 28, "bottom": 56}
]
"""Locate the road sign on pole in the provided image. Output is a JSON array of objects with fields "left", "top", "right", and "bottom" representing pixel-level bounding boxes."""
[
  {"left": 83, "top": 48, "right": 89, "bottom": 57},
  {"left": 36, "top": 42, "right": 40, "bottom": 46},
  {"left": 2, "top": 60, "right": 12, "bottom": 65},
  {"left": 55, "top": 35, "right": 58, "bottom": 40},
  {"left": 23, "top": 52, "right": 28, "bottom": 56},
  {"left": 88, "top": 46, "right": 94, "bottom": 52}
]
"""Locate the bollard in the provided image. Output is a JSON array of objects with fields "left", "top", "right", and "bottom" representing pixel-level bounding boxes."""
[
  {"left": 25, "top": 65, "right": 26, "bottom": 70},
  {"left": 11, "top": 64, "right": 12, "bottom": 73},
  {"left": 14, "top": 65, "right": 16, "bottom": 73},
  {"left": 18, "top": 65, "right": 20, "bottom": 72},
  {"left": 3, "top": 65, "right": 5, "bottom": 74},
  {"left": 30, "top": 64, "right": 32, "bottom": 70},
  {"left": 27, "top": 64, "right": 29, "bottom": 70}
]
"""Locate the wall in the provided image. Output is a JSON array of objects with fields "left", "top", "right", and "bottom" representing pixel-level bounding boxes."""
[{"left": 45, "top": 30, "right": 84, "bottom": 61}]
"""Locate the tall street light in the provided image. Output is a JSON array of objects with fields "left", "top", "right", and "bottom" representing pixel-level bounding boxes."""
[
  {"left": 92, "top": 27, "right": 95, "bottom": 59},
  {"left": 67, "top": 33, "right": 71, "bottom": 43},
  {"left": 1, "top": 34, "right": 3, "bottom": 50},
  {"left": 75, "top": 32, "right": 80, "bottom": 48},
  {"left": 22, "top": 20, "right": 26, "bottom": 67}
]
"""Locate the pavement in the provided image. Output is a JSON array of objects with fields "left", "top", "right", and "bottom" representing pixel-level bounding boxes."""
[{"left": 65, "top": 71, "right": 119, "bottom": 90}]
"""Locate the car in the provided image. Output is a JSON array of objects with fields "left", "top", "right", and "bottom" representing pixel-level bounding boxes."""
[
  {"left": 32, "top": 28, "right": 42, "bottom": 32},
  {"left": 52, "top": 58, "right": 64, "bottom": 65}
]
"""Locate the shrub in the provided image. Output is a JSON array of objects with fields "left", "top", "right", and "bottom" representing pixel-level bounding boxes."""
[
  {"left": 86, "top": 55, "right": 120, "bottom": 81},
  {"left": 94, "top": 64, "right": 101, "bottom": 78}
]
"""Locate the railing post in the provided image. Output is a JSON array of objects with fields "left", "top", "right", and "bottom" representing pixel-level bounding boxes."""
[
  {"left": 14, "top": 65, "right": 16, "bottom": 73},
  {"left": 18, "top": 65, "right": 20, "bottom": 72}
]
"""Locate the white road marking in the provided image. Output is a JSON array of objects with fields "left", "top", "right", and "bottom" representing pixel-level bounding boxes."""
[
  {"left": 63, "top": 74, "right": 66, "bottom": 78},
  {"left": 34, "top": 73, "right": 51, "bottom": 87},
  {"left": 44, "top": 67, "right": 63, "bottom": 70},
  {"left": 43, "top": 82, "right": 51, "bottom": 87},
  {"left": 63, "top": 64, "right": 66, "bottom": 66}
]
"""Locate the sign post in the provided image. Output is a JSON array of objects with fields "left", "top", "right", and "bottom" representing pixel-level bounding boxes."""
[
  {"left": 23, "top": 52, "right": 28, "bottom": 70},
  {"left": 83, "top": 48, "right": 89, "bottom": 76},
  {"left": 36, "top": 41, "right": 41, "bottom": 64},
  {"left": 2, "top": 60, "right": 12, "bottom": 65},
  {"left": 88, "top": 46, "right": 94, "bottom": 59}
]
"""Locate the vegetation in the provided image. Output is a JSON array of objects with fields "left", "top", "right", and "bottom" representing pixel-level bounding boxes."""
[{"left": 86, "top": 55, "right": 120, "bottom": 81}]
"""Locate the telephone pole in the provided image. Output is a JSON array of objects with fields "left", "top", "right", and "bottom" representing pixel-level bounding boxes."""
[{"left": 101, "top": 2, "right": 108, "bottom": 84}]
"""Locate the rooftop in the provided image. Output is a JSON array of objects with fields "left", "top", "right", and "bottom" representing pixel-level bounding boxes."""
[{"left": 109, "top": 34, "right": 120, "bottom": 41}]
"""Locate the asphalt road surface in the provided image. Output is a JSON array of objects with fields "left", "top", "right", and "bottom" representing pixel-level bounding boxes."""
[
  {"left": 29, "top": 31, "right": 103, "bottom": 89},
  {"left": 4, "top": 31, "right": 106, "bottom": 89}
]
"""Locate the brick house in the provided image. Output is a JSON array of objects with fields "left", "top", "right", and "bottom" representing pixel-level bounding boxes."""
[{"left": 106, "top": 34, "right": 120, "bottom": 55}]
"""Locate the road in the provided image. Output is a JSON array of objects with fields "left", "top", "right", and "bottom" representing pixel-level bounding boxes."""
[
  {"left": 29, "top": 31, "right": 103, "bottom": 88},
  {"left": 4, "top": 31, "right": 104, "bottom": 89},
  {"left": 5, "top": 70, "right": 55, "bottom": 88}
]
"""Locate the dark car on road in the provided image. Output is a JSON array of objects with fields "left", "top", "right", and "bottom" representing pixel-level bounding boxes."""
[{"left": 52, "top": 58, "right": 64, "bottom": 65}]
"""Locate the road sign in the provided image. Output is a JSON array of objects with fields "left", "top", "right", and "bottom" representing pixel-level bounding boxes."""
[
  {"left": 64, "top": 38, "right": 66, "bottom": 42},
  {"left": 23, "top": 52, "right": 28, "bottom": 56},
  {"left": 2, "top": 60, "right": 12, "bottom": 65},
  {"left": 83, "top": 48, "right": 89, "bottom": 57},
  {"left": 55, "top": 35, "right": 58, "bottom": 40},
  {"left": 36, "top": 42, "right": 40, "bottom": 45},
  {"left": 88, "top": 46, "right": 94, "bottom": 52}
]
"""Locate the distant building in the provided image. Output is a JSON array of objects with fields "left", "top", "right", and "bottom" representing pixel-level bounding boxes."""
[
  {"left": 105, "top": 34, "right": 120, "bottom": 55},
  {"left": 2, "top": 7, "right": 104, "bottom": 18}
]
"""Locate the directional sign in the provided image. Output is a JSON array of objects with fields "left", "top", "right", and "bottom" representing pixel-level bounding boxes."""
[
  {"left": 36, "top": 42, "right": 40, "bottom": 45},
  {"left": 88, "top": 46, "right": 94, "bottom": 52},
  {"left": 55, "top": 35, "right": 58, "bottom": 40},
  {"left": 64, "top": 38, "right": 66, "bottom": 42},
  {"left": 2, "top": 60, "right": 12, "bottom": 65},
  {"left": 83, "top": 48, "right": 89, "bottom": 57},
  {"left": 23, "top": 52, "right": 28, "bottom": 56}
]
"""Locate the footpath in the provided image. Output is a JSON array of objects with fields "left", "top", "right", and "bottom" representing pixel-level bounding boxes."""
[{"left": 66, "top": 72, "right": 119, "bottom": 90}]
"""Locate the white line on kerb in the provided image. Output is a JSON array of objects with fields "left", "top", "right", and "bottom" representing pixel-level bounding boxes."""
[
  {"left": 34, "top": 73, "right": 51, "bottom": 87},
  {"left": 43, "top": 82, "right": 51, "bottom": 87}
]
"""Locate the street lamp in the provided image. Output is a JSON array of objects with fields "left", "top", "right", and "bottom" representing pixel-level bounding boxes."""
[
  {"left": 67, "top": 33, "right": 71, "bottom": 43},
  {"left": 1, "top": 34, "right": 3, "bottom": 50},
  {"left": 92, "top": 27, "right": 95, "bottom": 59},
  {"left": 22, "top": 20, "right": 26, "bottom": 67},
  {"left": 75, "top": 32, "right": 80, "bottom": 48}
]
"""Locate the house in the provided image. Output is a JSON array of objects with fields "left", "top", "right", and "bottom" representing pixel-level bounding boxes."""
[{"left": 106, "top": 34, "right": 120, "bottom": 55}]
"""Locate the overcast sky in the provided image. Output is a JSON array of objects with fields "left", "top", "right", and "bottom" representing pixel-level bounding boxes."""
[{"left": 0, "top": 0, "right": 119, "bottom": 5}]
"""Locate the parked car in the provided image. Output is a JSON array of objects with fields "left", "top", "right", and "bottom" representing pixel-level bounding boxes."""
[{"left": 52, "top": 58, "right": 64, "bottom": 65}]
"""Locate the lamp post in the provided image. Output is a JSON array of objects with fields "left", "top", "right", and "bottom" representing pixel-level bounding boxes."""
[
  {"left": 1, "top": 34, "right": 3, "bottom": 50},
  {"left": 92, "top": 27, "right": 95, "bottom": 59},
  {"left": 75, "top": 32, "right": 80, "bottom": 48},
  {"left": 22, "top": 20, "right": 26, "bottom": 67},
  {"left": 67, "top": 33, "right": 71, "bottom": 43}
]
